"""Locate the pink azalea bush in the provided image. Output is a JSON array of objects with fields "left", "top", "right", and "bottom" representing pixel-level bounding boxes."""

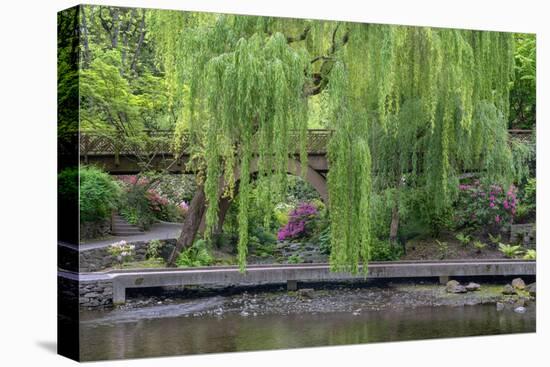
[
  {"left": 146, "top": 189, "right": 170, "bottom": 212},
  {"left": 277, "top": 202, "right": 319, "bottom": 241},
  {"left": 455, "top": 181, "right": 518, "bottom": 230}
]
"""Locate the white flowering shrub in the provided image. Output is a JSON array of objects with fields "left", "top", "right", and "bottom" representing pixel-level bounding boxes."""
[{"left": 107, "top": 240, "right": 135, "bottom": 267}]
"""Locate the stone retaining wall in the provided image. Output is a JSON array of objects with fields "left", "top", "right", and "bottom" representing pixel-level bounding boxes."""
[
  {"left": 80, "top": 220, "right": 111, "bottom": 241},
  {"left": 79, "top": 239, "right": 176, "bottom": 272},
  {"left": 79, "top": 280, "right": 114, "bottom": 308}
]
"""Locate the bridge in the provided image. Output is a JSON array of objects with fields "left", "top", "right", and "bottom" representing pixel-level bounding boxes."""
[
  {"left": 79, "top": 129, "right": 533, "bottom": 173},
  {"left": 80, "top": 129, "right": 332, "bottom": 175},
  {"left": 61, "top": 259, "right": 536, "bottom": 305},
  {"left": 79, "top": 128, "right": 533, "bottom": 205}
]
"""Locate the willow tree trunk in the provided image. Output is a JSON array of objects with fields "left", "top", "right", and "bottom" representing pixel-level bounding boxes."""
[
  {"left": 167, "top": 187, "right": 206, "bottom": 266},
  {"left": 389, "top": 203, "right": 399, "bottom": 242}
]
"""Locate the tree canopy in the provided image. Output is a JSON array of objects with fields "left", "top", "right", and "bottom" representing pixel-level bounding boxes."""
[{"left": 77, "top": 6, "right": 534, "bottom": 273}]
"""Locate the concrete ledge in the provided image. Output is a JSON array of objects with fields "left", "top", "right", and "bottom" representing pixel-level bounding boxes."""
[{"left": 58, "top": 260, "right": 536, "bottom": 305}]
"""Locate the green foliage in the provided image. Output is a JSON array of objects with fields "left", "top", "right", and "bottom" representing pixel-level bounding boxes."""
[
  {"left": 287, "top": 254, "right": 304, "bottom": 264},
  {"left": 435, "top": 240, "right": 450, "bottom": 260},
  {"left": 368, "top": 239, "right": 402, "bottom": 261},
  {"left": 455, "top": 233, "right": 471, "bottom": 246},
  {"left": 79, "top": 6, "right": 175, "bottom": 133},
  {"left": 472, "top": 240, "right": 487, "bottom": 253},
  {"left": 509, "top": 33, "right": 536, "bottom": 129},
  {"left": 107, "top": 240, "right": 135, "bottom": 267},
  {"left": 120, "top": 184, "right": 157, "bottom": 230},
  {"left": 273, "top": 203, "right": 292, "bottom": 227},
  {"left": 58, "top": 167, "right": 79, "bottom": 206},
  {"left": 79, "top": 166, "right": 121, "bottom": 222},
  {"left": 516, "top": 178, "right": 536, "bottom": 222},
  {"left": 498, "top": 243, "right": 523, "bottom": 258},
  {"left": 316, "top": 225, "right": 332, "bottom": 255},
  {"left": 488, "top": 233, "right": 502, "bottom": 245},
  {"left": 143, "top": 11, "right": 519, "bottom": 272},
  {"left": 523, "top": 249, "right": 536, "bottom": 260},
  {"left": 176, "top": 239, "right": 213, "bottom": 267},
  {"left": 146, "top": 239, "right": 163, "bottom": 260}
]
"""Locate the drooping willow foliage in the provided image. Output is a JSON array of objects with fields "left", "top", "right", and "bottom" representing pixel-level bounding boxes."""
[{"left": 149, "top": 11, "right": 517, "bottom": 272}]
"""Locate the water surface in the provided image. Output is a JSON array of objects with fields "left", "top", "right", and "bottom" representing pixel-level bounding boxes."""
[{"left": 80, "top": 303, "right": 535, "bottom": 361}]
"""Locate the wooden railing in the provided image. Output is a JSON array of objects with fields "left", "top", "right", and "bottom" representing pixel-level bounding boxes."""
[
  {"left": 79, "top": 129, "right": 533, "bottom": 157},
  {"left": 79, "top": 129, "right": 334, "bottom": 156}
]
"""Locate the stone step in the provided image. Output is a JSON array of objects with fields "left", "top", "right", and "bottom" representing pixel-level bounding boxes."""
[
  {"left": 112, "top": 223, "right": 139, "bottom": 229},
  {"left": 112, "top": 231, "right": 144, "bottom": 236},
  {"left": 110, "top": 213, "right": 145, "bottom": 236}
]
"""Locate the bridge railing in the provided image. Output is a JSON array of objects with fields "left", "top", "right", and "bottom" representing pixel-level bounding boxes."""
[
  {"left": 79, "top": 129, "right": 533, "bottom": 157},
  {"left": 79, "top": 129, "right": 334, "bottom": 156}
]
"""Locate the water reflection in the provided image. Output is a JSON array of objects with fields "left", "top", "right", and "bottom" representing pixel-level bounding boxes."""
[{"left": 80, "top": 304, "right": 535, "bottom": 361}]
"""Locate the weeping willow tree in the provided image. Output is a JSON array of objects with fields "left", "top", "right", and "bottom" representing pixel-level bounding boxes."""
[{"left": 149, "top": 10, "right": 516, "bottom": 273}]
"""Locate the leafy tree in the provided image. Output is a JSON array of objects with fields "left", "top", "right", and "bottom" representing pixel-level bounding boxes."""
[
  {"left": 147, "top": 13, "right": 519, "bottom": 273},
  {"left": 74, "top": 7, "right": 528, "bottom": 273},
  {"left": 509, "top": 33, "right": 536, "bottom": 129}
]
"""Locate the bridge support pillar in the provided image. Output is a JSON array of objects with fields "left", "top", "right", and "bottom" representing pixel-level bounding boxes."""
[
  {"left": 287, "top": 280, "right": 298, "bottom": 291},
  {"left": 113, "top": 284, "right": 126, "bottom": 305},
  {"left": 439, "top": 275, "right": 450, "bottom": 285}
]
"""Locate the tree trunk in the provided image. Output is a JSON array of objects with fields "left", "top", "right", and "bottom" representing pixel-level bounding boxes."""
[
  {"left": 389, "top": 203, "right": 399, "bottom": 242},
  {"left": 167, "top": 187, "right": 206, "bottom": 266}
]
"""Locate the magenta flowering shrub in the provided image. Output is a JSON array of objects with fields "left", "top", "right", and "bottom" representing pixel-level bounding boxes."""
[
  {"left": 455, "top": 181, "right": 518, "bottom": 230},
  {"left": 277, "top": 202, "right": 318, "bottom": 241}
]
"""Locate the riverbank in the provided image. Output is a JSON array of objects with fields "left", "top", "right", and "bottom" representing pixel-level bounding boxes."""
[{"left": 83, "top": 278, "right": 535, "bottom": 318}]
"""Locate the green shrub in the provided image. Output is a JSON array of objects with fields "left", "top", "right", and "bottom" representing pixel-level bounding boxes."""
[
  {"left": 287, "top": 254, "right": 303, "bottom": 264},
  {"left": 176, "top": 239, "right": 213, "bottom": 267},
  {"left": 317, "top": 226, "right": 331, "bottom": 255},
  {"left": 146, "top": 239, "right": 163, "bottom": 260},
  {"left": 368, "top": 238, "right": 402, "bottom": 261},
  {"left": 58, "top": 167, "right": 78, "bottom": 203},
  {"left": 79, "top": 166, "right": 121, "bottom": 222},
  {"left": 120, "top": 184, "right": 156, "bottom": 230}
]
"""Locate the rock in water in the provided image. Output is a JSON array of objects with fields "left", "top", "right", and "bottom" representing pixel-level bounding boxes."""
[
  {"left": 446, "top": 280, "right": 467, "bottom": 293},
  {"left": 514, "top": 298, "right": 526, "bottom": 308},
  {"left": 514, "top": 306, "right": 526, "bottom": 314},
  {"left": 502, "top": 284, "right": 517, "bottom": 295},
  {"left": 512, "top": 278, "right": 526, "bottom": 290},
  {"left": 465, "top": 282, "right": 481, "bottom": 292},
  {"left": 496, "top": 302, "right": 505, "bottom": 311}
]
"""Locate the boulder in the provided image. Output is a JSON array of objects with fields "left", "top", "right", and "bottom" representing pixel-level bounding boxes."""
[
  {"left": 465, "top": 282, "right": 481, "bottom": 292},
  {"left": 496, "top": 302, "right": 505, "bottom": 311},
  {"left": 512, "top": 278, "right": 526, "bottom": 290},
  {"left": 446, "top": 280, "right": 467, "bottom": 293},
  {"left": 297, "top": 288, "right": 315, "bottom": 299},
  {"left": 514, "top": 306, "right": 526, "bottom": 314},
  {"left": 502, "top": 284, "right": 517, "bottom": 295},
  {"left": 527, "top": 282, "right": 536, "bottom": 297}
]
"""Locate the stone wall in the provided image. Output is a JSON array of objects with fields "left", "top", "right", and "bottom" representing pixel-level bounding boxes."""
[
  {"left": 80, "top": 219, "right": 111, "bottom": 241},
  {"left": 79, "top": 280, "right": 114, "bottom": 308},
  {"left": 79, "top": 239, "right": 176, "bottom": 272}
]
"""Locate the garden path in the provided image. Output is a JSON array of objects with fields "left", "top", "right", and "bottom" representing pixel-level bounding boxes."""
[{"left": 79, "top": 222, "right": 182, "bottom": 251}]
